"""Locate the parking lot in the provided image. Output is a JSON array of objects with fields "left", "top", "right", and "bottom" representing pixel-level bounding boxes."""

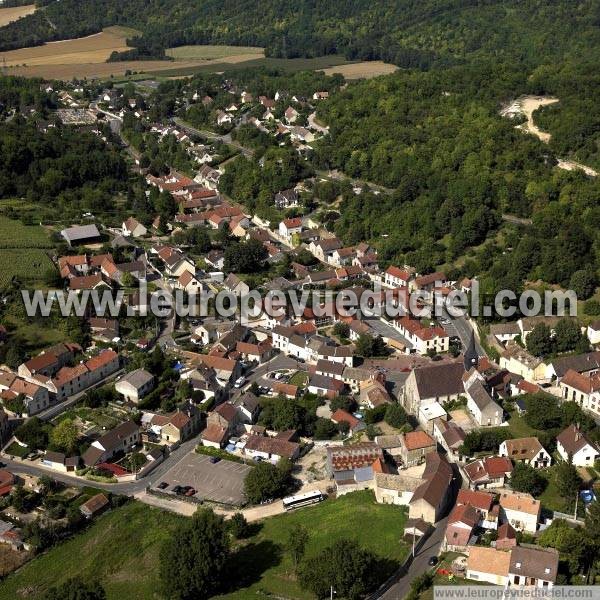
[{"left": 153, "top": 452, "right": 251, "bottom": 506}]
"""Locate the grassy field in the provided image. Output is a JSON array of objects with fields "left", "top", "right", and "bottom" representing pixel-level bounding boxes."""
[
  {"left": 151, "top": 54, "right": 356, "bottom": 78},
  {"left": 0, "top": 492, "right": 408, "bottom": 600},
  {"left": 216, "top": 490, "right": 409, "bottom": 600},
  {"left": 166, "top": 44, "right": 264, "bottom": 60},
  {"left": 320, "top": 60, "right": 399, "bottom": 79},
  {"left": 0, "top": 4, "right": 35, "bottom": 27},
  {"left": 0, "top": 501, "right": 185, "bottom": 600}
]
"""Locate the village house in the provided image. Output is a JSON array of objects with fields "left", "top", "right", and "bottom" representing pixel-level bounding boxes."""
[
  {"left": 42, "top": 451, "right": 80, "bottom": 473},
  {"left": 412, "top": 271, "right": 446, "bottom": 292},
  {"left": 122, "top": 217, "right": 147, "bottom": 238},
  {"left": 232, "top": 392, "right": 261, "bottom": 424},
  {"left": 383, "top": 266, "right": 411, "bottom": 288},
  {"left": 463, "top": 456, "right": 513, "bottom": 489},
  {"left": 499, "top": 342, "right": 546, "bottom": 382},
  {"left": 278, "top": 217, "right": 303, "bottom": 242},
  {"left": 331, "top": 409, "right": 365, "bottom": 435},
  {"left": 559, "top": 369, "right": 600, "bottom": 417},
  {"left": 308, "top": 374, "right": 345, "bottom": 398},
  {"left": 399, "top": 431, "right": 437, "bottom": 467},
  {"left": 556, "top": 424, "right": 600, "bottom": 466},
  {"left": 82, "top": 421, "right": 140, "bottom": 467},
  {"left": 223, "top": 273, "right": 250, "bottom": 297},
  {"left": 274, "top": 188, "right": 299, "bottom": 209},
  {"left": 80, "top": 493, "right": 110, "bottom": 519},
  {"left": 509, "top": 546, "right": 559, "bottom": 589},
  {"left": 408, "top": 452, "right": 454, "bottom": 523},
  {"left": 443, "top": 502, "right": 479, "bottom": 551},
  {"left": 466, "top": 547, "right": 511, "bottom": 586},
  {"left": 456, "top": 489, "right": 497, "bottom": 528},
  {"left": 499, "top": 437, "right": 551, "bottom": 468},
  {"left": 498, "top": 490, "right": 540, "bottom": 534},
  {"left": 243, "top": 433, "right": 300, "bottom": 463},
  {"left": 115, "top": 369, "right": 154, "bottom": 404},
  {"left": 402, "top": 361, "right": 465, "bottom": 415},
  {"left": 496, "top": 522, "right": 518, "bottom": 549},
  {"left": 432, "top": 419, "right": 466, "bottom": 459},
  {"left": 201, "top": 423, "right": 229, "bottom": 449},
  {"left": 326, "top": 443, "right": 384, "bottom": 495},
  {"left": 463, "top": 369, "right": 503, "bottom": 426},
  {"left": 0, "top": 373, "right": 50, "bottom": 416}
]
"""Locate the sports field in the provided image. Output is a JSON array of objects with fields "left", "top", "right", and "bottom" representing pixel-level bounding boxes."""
[{"left": 0, "top": 4, "right": 35, "bottom": 26}]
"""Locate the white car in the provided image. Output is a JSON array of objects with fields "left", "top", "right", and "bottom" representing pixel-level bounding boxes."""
[{"left": 234, "top": 376, "right": 246, "bottom": 388}]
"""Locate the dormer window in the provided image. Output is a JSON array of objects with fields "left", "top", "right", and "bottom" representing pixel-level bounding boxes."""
[
  {"left": 544, "top": 568, "right": 550, "bottom": 574},
  {"left": 515, "top": 562, "right": 521, "bottom": 569}
]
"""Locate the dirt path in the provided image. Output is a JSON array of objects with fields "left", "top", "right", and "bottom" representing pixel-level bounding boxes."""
[
  {"left": 514, "top": 95, "right": 559, "bottom": 143},
  {"left": 503, "top": 95, "right": 598, "bottom": 177}
]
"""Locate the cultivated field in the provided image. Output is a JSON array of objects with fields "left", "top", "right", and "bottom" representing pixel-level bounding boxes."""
[
  {"left": 320, "top": 60, "right": 399, "bottom": 79},
  {"left": 0, "top": 215, "right": 53, "bottom": 287},
  {"left": 0, "top": 26, "right": 134, "bottom": 67},
  {"left": 166, "top": 44, "right": 264, "bottom": 61},
  {"left": 0, "top": 4, "right": 35, "bottom": 26}
]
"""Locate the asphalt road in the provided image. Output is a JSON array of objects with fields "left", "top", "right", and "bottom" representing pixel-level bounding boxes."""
[
  {"left": 2, "top": 437, "right": 199, "bottom": 495},
  {"left": 172, "top": 117, "right": 253, "bottom": 158},
  {"left": 377, "top": 516, "right": 449, "bottom": 600}
]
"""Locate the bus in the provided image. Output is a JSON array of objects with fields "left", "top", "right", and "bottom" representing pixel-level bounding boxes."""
[{"left": 282, "top": 490, "right": 324, "bottom": 511}]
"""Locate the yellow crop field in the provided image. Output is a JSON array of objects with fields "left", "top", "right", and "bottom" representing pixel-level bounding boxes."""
[
  {"left": 0, "top": 26, "right": 133, "bottom": 67},
  {"left": 0, "top": 4, "right": 35, "bottom": 27},
  {"left": 320, "top": 60, "right": 399, "bottom": 79},
  {"left": 166, "top": 44, "right": 264, "bottom": 61}
]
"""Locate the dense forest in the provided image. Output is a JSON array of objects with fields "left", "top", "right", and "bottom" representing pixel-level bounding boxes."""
[
  {"left": 0, "top": 77, "right": 140, "bottom": 222},
  {"left": 2, "top": 0, "right": 600, "bottom": 70}
]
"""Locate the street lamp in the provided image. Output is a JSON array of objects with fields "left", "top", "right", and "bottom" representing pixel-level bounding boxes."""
[{"left": 330, "top": 586, "right": 336, "bottom": 600}]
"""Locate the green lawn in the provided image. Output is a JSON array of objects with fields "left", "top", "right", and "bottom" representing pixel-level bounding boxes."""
[
  {"left": 506, "top": 412, "right": 540, "bottom": 438},
  {"left": 166, "top": 45, "right": 264, "bottom": 60},
  {"left": 288, "top": 371, "right": 309, "bottom": 387},
  {"left": 215, "top": 490, "right": 409, "bottom": 600},
  {"left": 0, "top": 492, "right": 408, "bottom": 600},
  {"left": 0, "top": 501, "right": 185, "bottom": 600},
  {"left": 4, "top": 442, "right": 29, "bottom": 458}
]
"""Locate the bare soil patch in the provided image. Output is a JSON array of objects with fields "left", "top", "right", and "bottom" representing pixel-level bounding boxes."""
[
  {"left": 320, "top": 60, "right": 398, "bottom": 79},
  {"left": 0, "top": 4, "right": 35, "bottom": 27}
]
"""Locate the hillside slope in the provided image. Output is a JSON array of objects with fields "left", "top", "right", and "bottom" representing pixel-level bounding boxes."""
[{"left": 1, "top": 0, "right": 600, "bottom": 69}]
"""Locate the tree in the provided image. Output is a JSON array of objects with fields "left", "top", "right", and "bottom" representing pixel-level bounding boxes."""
[
  {"left": 224, "top": 238, "right": 268, "bottom": 273},
  {"left": 384, "top": 403, "right": 407, "bottom": 428},
  {"left": 523, "top": 393, "right": 561, "bottom": 430},
  {"left": 313, "top": 417, "right": 338, "bottom": 440},
  {"left": 228, "top": 512, "right": 249, "bottom": 539},
  {"left": 526, "top": 323, "right": 553, "bottom": 357},
  {"left": 299, "top": 539, "right": 379, "bottom": 599},
  {"left": 554, "top": 318, "right": 587, "bottom": 354},
  {"left": 569, "top": 269, "right": 596, "bottom": 300},
  {"left": 43, "top": 578, "right": 106, "bottom": 600},
  {"left": 14, "top": 417, "right": 48, "bottom": 451},
  {"left": 509, "top": 462, "right": 547, "bottom": 496},
  {"left": 288, "top": 523, "right": 309, "bottom": 574},
  {"left": 584, "top": 300, "right": 600, "bottom": 316},
  {"left": 539, "top": 519, "right": 587, "bottom": 577},
  {"left": 160, "top": 508, "right": 229, "bottom": 600},
  {"left": 244, "top": 460, "right": 290, "bottom": 504},
  {"left": 330, "top": 395, "right": 357, "bottom": 413},
  {"left": 332, "top": 322, "right": 350, "bottom": 338},
  {"left": 555, "top": 461, "right": 582, "bottom": 501},
  {"left": 355, "top": 333, "right": 385, "bottom": 358},
  {"left": 364, "top": 404, "right": 387, "bottom": 424},
  {"left": 50, "top": 418, "right": 79, "bottom": 454}
]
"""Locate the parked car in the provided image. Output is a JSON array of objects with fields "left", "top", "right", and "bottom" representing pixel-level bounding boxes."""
[
  {"left": 234, "top": 376, "right": 246, "bottom": 388},
  {"left": 172, "top": 485, "right": 183, "bottom": 494},
  {"left": 209, "top": 456, "right": 221, "bottom": 464},
  {"left": 428, "top": 556, "right": 438, "bottom": 566},
  {"left": 185, "top": 488, "right": 196, "bottom": 497},
  {"left": 157, "top": 481, "right": 168, "bottom": 490}
]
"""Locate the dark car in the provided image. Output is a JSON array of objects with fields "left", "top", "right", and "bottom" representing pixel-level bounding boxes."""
[
  {"left": 157, "top": 481, "right": 168, "bottom": 490},
  {"left": 172, "top": 485, "right": 182, "bottom": 494},
  {"left": 209, "top": 456, "right": 221, "bottom": 464},
  {"left": 428, "top": 556, "right": 438, "bottom": 566}
]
